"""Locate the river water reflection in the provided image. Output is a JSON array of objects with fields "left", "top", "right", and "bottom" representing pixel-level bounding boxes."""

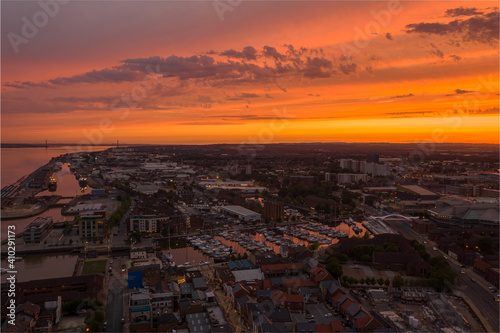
[{"left": 1, "top": 253, "right": 78, "bottom": 283}]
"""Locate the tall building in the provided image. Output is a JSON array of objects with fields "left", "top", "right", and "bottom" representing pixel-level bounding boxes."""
[
  {"left": 79, "top": 211, "right": 106, "bottom": 240},
  {"left": 23, "top": 217, "right": 53, "bottom": 244},
  {"left": 129, "top": 215, "right": 164, "bottom": 233},
  {"left": 364, "top": 163, "right": 391, "bottom": 177},
  {"left": 263, "top": 200, "right": 284, "bottom": 222},
  {"left": 366, "top": 153, "right": 380, "bottom": 164}
]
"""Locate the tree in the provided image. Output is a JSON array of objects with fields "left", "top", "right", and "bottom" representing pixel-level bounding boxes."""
[
  {"left": 384, "top": 278, "right": 390, "bottom": 287},
  {"left": 377, "top": 277, "right": 385, "bottom": 286},
  {"left": 308, "top": 242, "right": 320, "bottom": 251},
  {"left": 359, "top": 278, "right": 365, "bottom": 285},
  {"left": 360, "top": 254, "right": 371, "bottom": 262},
  {"left": 362, "top": 231, "right": 370, "bottom": 240},
  {"left": 392, "top": 275, "right": 404, "bottom": 288},
  {"left": 327, "top": 264, "right": 343, "bottom": 279}
]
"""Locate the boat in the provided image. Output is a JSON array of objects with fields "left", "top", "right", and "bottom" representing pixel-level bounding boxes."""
[
  {"left": 48, "top": 177, "right": 57, "bottom": 192},
  {"left": 78, "top": 175, "right": 88, "bottom": 188}
]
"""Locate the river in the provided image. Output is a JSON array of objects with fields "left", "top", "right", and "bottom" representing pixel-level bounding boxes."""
[
  {"left": 1, "top": 146, "right": 112, "bottom": 282},
  {"left": 1, "top": 253, "right": 78, "bottom": 283},
  {"left": 1, "top": 146, "right": 113, "bottom": 188}
]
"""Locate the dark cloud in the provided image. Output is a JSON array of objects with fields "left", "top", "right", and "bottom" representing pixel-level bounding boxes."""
[
  {"left": 339, "top": 63, "right": 357, "bottom": 75},
  {"left": 449, "top": 54, "right": 462, "bottom": 61},
  {"left": 276, "top": 84, "right": 287, "bottom": 93},
  {"left": 220, "top": 46, "right": 258, "bottom": 60},
  {"left": 454, "top": 89, "right": 474, "bottom": 94},
  {"left": 445, "top": 7, "right": 484, "bottom": 17},
  {"left": 392, "top": 93, "right": 414, "bottom": 99},
  {"left": 48, "top": 68, "right": 143, "bottom": 85},
  {"left": 237, "top": 92, "right": 260, "bottom": 98},
  {"left": 265, "top": 93, "right": 273, "bottom": 99},
  {"left": 3, "top": 81, "right": 52, "bottom": 89},
  {"left": 4, "top": 45, "right": 359, "bottom": 90},
  {"left": 385, "top": 33, "right": 393, "bottom": 40},
  {"left": 262, "top": 46, "right": 286, "bottom": 61},
  {"left": 387, "top": 107, "right": 499, "bottom": 118},
  {"left": 429, "top": 46, "right": 444, "bottom": 58},
  {"left": 406, "top": 9, "right": 499, "bottom": 44},
  {"left": 302, "top": 57, "right": 334, "bottom": 78}
]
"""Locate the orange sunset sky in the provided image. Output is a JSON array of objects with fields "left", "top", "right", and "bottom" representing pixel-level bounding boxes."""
[{"left": 1, "top": 1, "right": 499, "bottom": 144}]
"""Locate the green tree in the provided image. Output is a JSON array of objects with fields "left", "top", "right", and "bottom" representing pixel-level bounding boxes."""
[
  {"left": 359, "top": 278, "right": 365, "bottom": 285},
  {"left": 308, "top": 241, "right": 320, "bottom": 251},
  {"left": 377, "top": 277, "right": 385, "bottom": 286},
  {"left": 392, "top": 275, "right": 404, "bottom": 288},
  {"left": 384, "top": 278, "right": 390, "bottom": 287}
]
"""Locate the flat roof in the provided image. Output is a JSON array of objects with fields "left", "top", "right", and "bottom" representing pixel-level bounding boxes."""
[
  {"left": 221, "top": 205, "right": 260, "bottom": 217},
  {"left": 400, "top": 185, "right": 437, "bottom": 196}
]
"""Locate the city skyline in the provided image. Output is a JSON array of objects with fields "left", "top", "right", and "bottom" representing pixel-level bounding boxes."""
[{"left": 2, "top": 1, "right": 499, "bottom": 144}]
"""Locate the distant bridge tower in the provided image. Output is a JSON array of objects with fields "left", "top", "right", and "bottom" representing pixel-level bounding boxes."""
[
  {"left": 116, "top": 140, "right": 119, "bottom": 148},
  {"left": 45, "top": 140, "right": 48, "bottom": 149}
]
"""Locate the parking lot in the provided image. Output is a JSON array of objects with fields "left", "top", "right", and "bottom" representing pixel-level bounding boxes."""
[{"left": 291, "top": 303, "right": 340, "bottom": 325}]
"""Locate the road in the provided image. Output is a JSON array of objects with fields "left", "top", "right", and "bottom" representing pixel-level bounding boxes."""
[
  {"left": 384, "top": 219, "right": 499, "bottom": 332},
  {"left": 105, "top": 288, "right": 123, "bottom": 332},
  {"left": 105, "top": 257, "right": 128, "bottom": 332}
]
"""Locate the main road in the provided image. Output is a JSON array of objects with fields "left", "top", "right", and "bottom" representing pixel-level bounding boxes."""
[{"left": 383, "top": 219, "right": 499, "bottom": 332}]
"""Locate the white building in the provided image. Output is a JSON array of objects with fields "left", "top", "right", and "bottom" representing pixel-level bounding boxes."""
[{"left": 129, "top": 215, "right": 166, "bottom": 232}]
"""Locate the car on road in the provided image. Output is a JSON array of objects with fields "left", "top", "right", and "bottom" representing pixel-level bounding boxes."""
[
  {"left": 433, "top": 247, "right": 437, "bottom": 251},
  {"left": 324, "top": 313, "right": 333, "bottom": 317},
  {"left": 443, "top": 255, "right": 448, "bottom": 260},
  {"left": 121, "top": 318, "right": 125, "bottom": 324},
  {"left": 488, "top": 286, "right": 497, "bottom": 292},
  {"left": 470, "top": 278, "right": 476, "bottom": 283},
  {"left": 460, "top": 270, "right": 465, "bottom": 274},
  {"left": 110, "top": 260, "right": 113, "bottom": 264}
]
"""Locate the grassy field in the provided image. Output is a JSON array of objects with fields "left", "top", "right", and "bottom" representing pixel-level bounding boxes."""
[{"left": 82, "top": 260, "right": 107, "bottom": 275}]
